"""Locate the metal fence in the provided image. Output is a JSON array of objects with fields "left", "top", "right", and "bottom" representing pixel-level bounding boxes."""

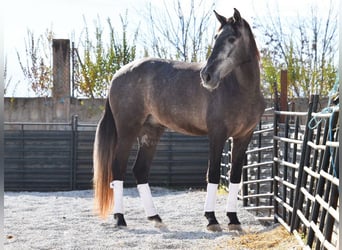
[
  {"left": 221, "top": 94, "right": 339, "bottom": 248},
  {"left": 4, "top": 116, "right": 209, "bottom": 191},
  {"left": 273, "top": 95, "right": 339, "bottom": 249}
]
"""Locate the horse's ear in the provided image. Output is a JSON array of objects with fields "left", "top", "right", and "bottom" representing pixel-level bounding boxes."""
[
  {"left": 214, "top": 10, "right": 227, "bottom": 25},
  {"left": 233, "top": 8, "right": 241, "bottom": 23}
]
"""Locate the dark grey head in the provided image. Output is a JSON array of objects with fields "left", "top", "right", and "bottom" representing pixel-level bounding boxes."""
[{"left": 200, "top": 8, "right": 259, "bottom": 91}]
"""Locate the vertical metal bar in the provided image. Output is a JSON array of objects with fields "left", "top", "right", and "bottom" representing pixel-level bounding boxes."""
[
  {"left": 323, "top": 145, "right": 339, "bottom": 246},
  {"left": 282, "top": 115, "right": 289, "bottom": 222},
  {"left": 291, "top": 94, "right": 319, "bottom": 232},
  {"left": 242, "top": 150, "right": 248, "bottom": 207},
  {"left": 303, "top": 121, "right": 324, "bottom": 230},
  {"left": 273, "top": 90, "right": 279, "bottom": 222},
  {"left": 288, "top": 116, "right": 299, "bottom": 224},
  {"left": 71, "top": 115, "right": 78, "bottom": 190},
  {"left": 256, "top": 119, "right": 262, "bottom": 209},
  {"left": 307, "top": 111, "right": 338, "bottom": 247},
  {"left": 21, "top": 123, "right": 25, "bottom": 190}
]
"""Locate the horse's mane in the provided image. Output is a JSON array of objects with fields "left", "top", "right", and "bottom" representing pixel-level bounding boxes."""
[{"left": 242, "top": 19, "right": 260, "bottom": 61}]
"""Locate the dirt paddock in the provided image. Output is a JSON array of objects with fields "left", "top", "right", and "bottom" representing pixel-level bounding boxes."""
[{"left": 4, "top": 187, "right": 301, "bottom": 249}]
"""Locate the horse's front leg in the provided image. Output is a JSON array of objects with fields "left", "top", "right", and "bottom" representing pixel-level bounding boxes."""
[
  {"left": 226, "top": 133, "right": 253, "bottom": 230},
  {"left": 204, "top": 133, "right": 227, "bottom": 232}
]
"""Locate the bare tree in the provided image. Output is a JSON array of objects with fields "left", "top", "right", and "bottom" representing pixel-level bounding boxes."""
[
  {"left": 142, "top": 0, "right": 215, "bottom": 62},
  {"left": 254, "top": 1, "right": 338, "bottom": 97},
  {"left": 16, "top": 29, "right": 54, "bottom": 97}
]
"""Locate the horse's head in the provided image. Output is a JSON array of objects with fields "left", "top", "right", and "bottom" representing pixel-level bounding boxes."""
[{"left": 200, "top": 8, "right": 258, "bottom": 91}]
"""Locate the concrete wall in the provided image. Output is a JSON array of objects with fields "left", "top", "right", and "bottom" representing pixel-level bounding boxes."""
[
  {"left": 4, "top": 97, "right": 106, "bottom": 123},
  {"left": 4, "top": 96, "right": 328, "bottom": 124}
]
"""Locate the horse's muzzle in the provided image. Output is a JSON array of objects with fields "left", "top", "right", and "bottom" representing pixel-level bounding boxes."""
[{"left": 200, "top": 68, "right": 220, "bottom": 91}]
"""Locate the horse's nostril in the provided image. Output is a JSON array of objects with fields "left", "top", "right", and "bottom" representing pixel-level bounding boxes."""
[{"left": 205, "top": 73, "right": 211, "bottom": 83}]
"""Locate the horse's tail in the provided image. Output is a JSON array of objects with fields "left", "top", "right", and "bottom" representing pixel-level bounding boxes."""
[{"left": 93, "top": 99, "right": 116, "bottom": 218}]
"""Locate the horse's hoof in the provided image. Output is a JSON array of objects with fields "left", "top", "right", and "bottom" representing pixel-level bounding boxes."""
[
  {"left": 114, "top": 213, "right": 127, "bottom": 228},
  {"left": 228, "top": 223, "right": 243, "bottom": 231},
  {"left": 204, "top": 212, "right": 221, "bottom": 232},
  {"left": 148, "top": 215, "right": 168, "bottom": 230},
  {"left": 207, "top": 224, "right": 222, "bottom": 232},
  {"left": 154, "top": 221, "right": 168, "bottom": 231}
]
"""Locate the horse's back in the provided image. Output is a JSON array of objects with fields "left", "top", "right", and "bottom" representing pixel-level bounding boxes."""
[
  {"left": 108, "top": 58, "right": 209, "bottom": 135},
  {"left": 109, "top": 57, "right": 205, "bottom": 106}
]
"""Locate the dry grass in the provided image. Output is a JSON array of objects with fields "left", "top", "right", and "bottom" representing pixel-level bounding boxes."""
[{"left": 217, "top": 225, "right": 303, "bottom": 250}]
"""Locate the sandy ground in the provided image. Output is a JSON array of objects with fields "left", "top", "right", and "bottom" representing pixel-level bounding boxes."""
[{"left": 4, "top": 187, "right": 300, "bottom": 249}]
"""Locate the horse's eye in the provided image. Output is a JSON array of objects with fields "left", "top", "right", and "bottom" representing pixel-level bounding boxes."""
[
  {"left": 214, "top": 34, "right": 218, "bottom": 40},
  {"left": 228, "top": 36, "right": 236, "bottom": 43}
]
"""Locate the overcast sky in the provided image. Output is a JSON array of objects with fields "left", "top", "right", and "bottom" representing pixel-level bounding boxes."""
[{"left": 3, "top": 0, "right": 336, "bottom": 97}]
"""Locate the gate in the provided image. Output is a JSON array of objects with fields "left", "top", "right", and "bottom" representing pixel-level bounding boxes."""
[{"left": 221, "top": 94, "right": 339, "bottom": 249}]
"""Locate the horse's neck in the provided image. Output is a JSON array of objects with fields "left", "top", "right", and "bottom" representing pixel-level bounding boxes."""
[{"left": 234, "top": 58, "right": 261, "bottom": 93}]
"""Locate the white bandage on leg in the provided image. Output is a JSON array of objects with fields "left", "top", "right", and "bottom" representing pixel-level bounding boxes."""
[
  {"left": 110, "top": 180, "right": 124, "bottom": 214},
  {"left": 137, "top": 183, "right": 157, "bottom": 217},
  {"left": 226, "top": 182, "right": 240, "bottom": 212},
  {"left": 204, "top": 183, "right": 218, "bottom": 212}
]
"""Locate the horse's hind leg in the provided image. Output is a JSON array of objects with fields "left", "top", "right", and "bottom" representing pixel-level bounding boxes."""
[
  {"left": 133, "top": 124, "right": 165, "bottom": 228},
  {"left": 111, "top": 124, "right": 142, "bottom": 228}
]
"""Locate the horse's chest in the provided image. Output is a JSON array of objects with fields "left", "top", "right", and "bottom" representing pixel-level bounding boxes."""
[{"left": 221, "top": 100, "right": 263, "bottom": 137}]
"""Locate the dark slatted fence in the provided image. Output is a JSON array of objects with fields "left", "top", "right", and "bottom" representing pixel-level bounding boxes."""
[
  {"left": 4, "top": 117, "right": 209, "bottom": 191},
  {"left": 5, "top": 123, "right": 73, "bottom": 191}
]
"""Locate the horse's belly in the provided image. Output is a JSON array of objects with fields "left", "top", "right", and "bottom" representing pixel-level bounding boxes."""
[{"left": 149, "top": 114, "right": 207, "bottom": 136}]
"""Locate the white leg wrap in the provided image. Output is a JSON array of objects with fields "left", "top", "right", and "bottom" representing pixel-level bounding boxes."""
[
  {"left": 204, "top": 183, "right": 218, "bottom": 212},
  {"left": 137, "top": 183, "right": 157, "bottom": 217},
  {"left": 226, "top": 182, "right": 240, "bottom": 212},
  {"left": 110, "top": 180, "right": 124, "bottom": 214}
]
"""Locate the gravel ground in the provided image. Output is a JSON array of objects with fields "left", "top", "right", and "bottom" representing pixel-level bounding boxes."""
[{"left": 4, "top": 187, "right": 267, "bottom": 249}]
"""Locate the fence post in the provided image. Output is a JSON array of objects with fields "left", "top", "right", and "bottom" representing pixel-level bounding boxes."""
[
  {"left": 290, "top": 94, "right": 319, "bottom": 232},
  {"left": 52, "top": 39, "right": 70, "bottom": 122},
  {"left": 273, "top": 83, "right": 280, "bottom": 223},
  {"left": 280, "top": 70, "right": 288, "bottom": 122},
  {"left": 71, "top": 115, "right": 78, "bottom": 190}
]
